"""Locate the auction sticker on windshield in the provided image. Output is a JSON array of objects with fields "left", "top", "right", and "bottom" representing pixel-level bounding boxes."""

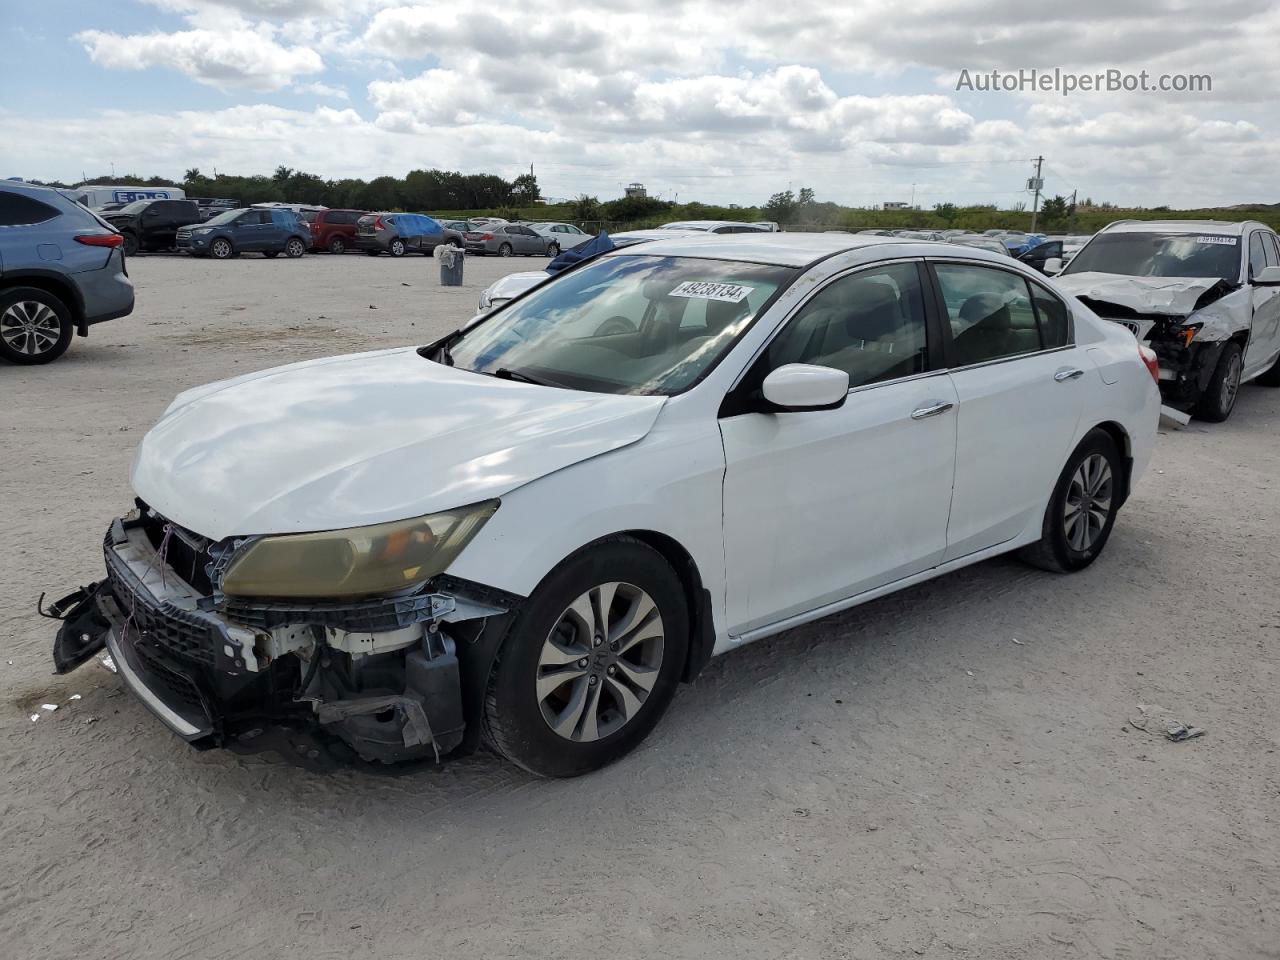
[
  {"left": 669, "top": 280, "right": 755, "bottom": 303},
  {"left": 1196, "top": 236, "right": 1238, "bottom": 245}
]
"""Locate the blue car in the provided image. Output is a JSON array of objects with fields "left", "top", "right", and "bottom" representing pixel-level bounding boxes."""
[
  {"left": 0, "top": 181, "right": 134, "bottom": 364},
  {"left": 354, "top": 212, "right": 462, "bottom": 257},
  {"left": 175, "top": 207, "right": 311, "bottom": 259}
]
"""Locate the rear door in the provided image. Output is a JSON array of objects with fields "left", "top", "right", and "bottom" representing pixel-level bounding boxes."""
[{"left": 928, "top": 260, "right": 1085, "bottom": 560}]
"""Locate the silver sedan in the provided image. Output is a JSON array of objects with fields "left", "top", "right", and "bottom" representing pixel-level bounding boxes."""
[{"left": 462, "top": 223, "right": 554, "bottom": 257}]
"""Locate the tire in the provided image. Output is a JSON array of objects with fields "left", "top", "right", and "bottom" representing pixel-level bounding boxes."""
[
  {"left": 1255, "top": 350, "right": 1280, "bottom": 387},
  {"left": 121, "top": 232, "right": 139, "bottom": 257},
  {"left": 547, "top": 242, "right": 560, "bottom": 257},
  {"left": 498, "top": 242, "right": 513, "bottom": 257},
  {"left": 0, "top": 287, "right": 74, "bottom": 365},
  {"left": 1019, "top": 428, "right": 1123, "bottom": 573},
  {"left": 328, "top": 236, "right": 347, "bottom": 255},
  {"left": 263, "top": 250, "right": 279, "bottom": 259},
  {"left": 366, "top": 250, "right": 380, "bottom": 257},
  {"left": 285, "top": 237, "right": 306, "bottom": 258},
  {"left": 483, "top": 537, "right": 689, "bottom": 777},
  {"left": 210, "top": 237, "right": 234, "bottom": 260},
  {"left": 1194, "top": 341, "right": 1243, "bottom": 422},
  {"left": 389, "top": 238, "right": 406, "bottom": 258}
]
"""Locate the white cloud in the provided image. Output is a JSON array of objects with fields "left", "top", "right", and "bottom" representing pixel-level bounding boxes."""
[
  {"left": 297, "top": 80, "right": 349, "bottom": 99},
  {"left": 76, "top": 27, "right": 324, "bottom": 91}
]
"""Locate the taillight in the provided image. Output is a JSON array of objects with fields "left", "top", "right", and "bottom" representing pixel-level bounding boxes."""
[
  {"left": 75, "top": 233, "right": 124, "bottom": 248},
  {"left": 374, "top": 217, "right": 384, "bottom": 230},
  {"left": 1138, "top": 344, "right": 1160, "bottom": 383},
  {"left": 482, "top": 232, "right": 493, "bottom": 240}
]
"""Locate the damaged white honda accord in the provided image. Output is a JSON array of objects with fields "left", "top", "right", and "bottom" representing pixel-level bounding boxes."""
[{"left": 50, "top": 234, "right": 1160, "bottom": 777}]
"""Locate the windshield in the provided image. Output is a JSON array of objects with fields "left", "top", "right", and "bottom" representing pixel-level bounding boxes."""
[
  {"left": 116, "top": 200, "right": 150, "bottom": 215},
  {"left": 1064, "top": 232, "right": 1242, "bottom": 282},
  {"left": 446, "top": 254, "right": 794, "bottom": 395},
  {"left": 202, "top": 208, "right": 246, "bottom": 226}
]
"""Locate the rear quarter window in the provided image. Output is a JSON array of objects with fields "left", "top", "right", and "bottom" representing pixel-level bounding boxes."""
[{"left": 0, "top": 191, "right": 62, "bottom": 227}]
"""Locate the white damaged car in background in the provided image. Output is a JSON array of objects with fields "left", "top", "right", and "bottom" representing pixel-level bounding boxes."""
[
  {"left": 46, "top": 234, "right": 1159, "bottom": 777},
  {"left": 1052, "top": 219, "right": 1280, "bottom": 421}
]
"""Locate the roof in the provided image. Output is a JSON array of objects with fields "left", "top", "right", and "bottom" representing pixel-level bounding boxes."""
[
  {"left": 601, "top": 232, "right": 1013, "bottom": 268},
  {"left": 660, "top": 220, "right": 768, "bottom": 231},
  {"left": 1104, "top": 219, "right": 1260, "bottom": 235}
]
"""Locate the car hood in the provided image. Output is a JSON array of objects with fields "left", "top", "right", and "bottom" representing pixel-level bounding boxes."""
[
  {"left": 489, "top": 271, "right": 548, "bottom": 300},
  {"left": 1053, "top": 272, "right": 1234, "bottom": 316},
  {"left": 132, "top": 347, "right": 666, "bottom": 540}
]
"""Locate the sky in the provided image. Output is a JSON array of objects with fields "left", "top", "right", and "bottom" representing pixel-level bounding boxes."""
[{"left": 2, "top": 0, "right": 1278, "bottom": 209}]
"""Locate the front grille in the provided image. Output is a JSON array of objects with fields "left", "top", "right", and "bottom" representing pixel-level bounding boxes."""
[
  {"left": 141, "top": 511, "right": 214, "bottom": 594},
  {"left": 130, "top": 638, "right": 209, "bottom": 710},
  {"left": 105, "top": 532, "right": 218, "bottom": 667}
]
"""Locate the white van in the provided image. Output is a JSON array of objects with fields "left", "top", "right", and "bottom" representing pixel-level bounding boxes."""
[{"left": 61, "top": 185, "right": 186, "bottom": 210}]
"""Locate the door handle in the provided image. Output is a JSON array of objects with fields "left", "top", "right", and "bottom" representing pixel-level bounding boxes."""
[
  {"left": 1054, "top": 368, "right": 1085, "bottom": 382},
  {"left": 910, "top": 401, "right": 954, "bottom": 420}
]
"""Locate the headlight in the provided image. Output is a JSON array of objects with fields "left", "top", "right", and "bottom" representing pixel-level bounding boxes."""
[
  {"left": 221, "top": 500, "right": 499, "bottom": 599},
  {"left": 192, "top": 227, "right": 212, "bottom": 235}
]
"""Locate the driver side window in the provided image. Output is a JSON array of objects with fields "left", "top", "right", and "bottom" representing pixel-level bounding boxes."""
[{"left": 765, "top": 262, "right": 929, "bottom": 388}]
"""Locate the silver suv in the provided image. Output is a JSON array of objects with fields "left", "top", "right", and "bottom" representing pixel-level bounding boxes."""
[{"left": 0, "top": 182, "right": 134, "bottom": 365}]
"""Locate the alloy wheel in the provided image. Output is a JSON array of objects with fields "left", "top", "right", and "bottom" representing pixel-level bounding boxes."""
[
  {"left": 0, "top": 300, "right": 61, "bottom": 356},
  {"left": 286, "top": 239, "right": 304, "bottom": 258},
  {"left": 211, "top": 239, "right": 232, "bottom": 259},
  {"left": 329, "top": 237, "right": 346, "bottom": 254},
  {"left": 1221, "top": 351, "right": 1242, "bottom": 413},
  {"left": 536, "top": 582, "right": 664, "bottom": 742},
  {"left": 1063, "top": 453, "right": 1113, "bottom": 552}
]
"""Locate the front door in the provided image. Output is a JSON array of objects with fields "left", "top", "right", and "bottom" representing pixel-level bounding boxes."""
[
  {"left": 720, "top": 260, "right": 957, "bottom": 635},
  {"left": 1245, "top": 231, "right": 1280, "bottom": 376},
  {"left": 928, "top": 261, "right": 1086, "bottom": 559}
]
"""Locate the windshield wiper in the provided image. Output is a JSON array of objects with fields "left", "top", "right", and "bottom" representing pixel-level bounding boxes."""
[{"left": 494, "top": 367, "right": 554, "bottom": 387}]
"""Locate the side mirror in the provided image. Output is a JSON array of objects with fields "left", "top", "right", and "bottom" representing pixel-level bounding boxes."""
[
  {"left": 760, "top": 364, "right": 849, "bottom": 411},
  {"left": 1252, "top": 265, "right": 1280, "bottom": 286},
  {"left": 1043, "top": 257, "right": 1063, "bottom": 276}
]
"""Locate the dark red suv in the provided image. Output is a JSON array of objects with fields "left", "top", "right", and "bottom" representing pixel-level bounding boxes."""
[{"left": 306, "top": 209, "right": 369, "bottom": 254}]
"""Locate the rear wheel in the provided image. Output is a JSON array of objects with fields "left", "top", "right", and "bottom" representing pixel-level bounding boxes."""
[
  {"left": 1019, "top": 428, "right": 1123, "bottom": 573},
  {"left": 389, "top": 238, "right": 406, "bottom": 258},
  {"left": 285, "top": 237, "right": 306, "bottom": 258},
  {"left": 0, "top": 287, "right": 74, "bottom": 365},
  {"left": 328, "top": 236, "right": 347, "bottom": 255},
  {"left": 263, "top": 250, "right": 279, "bottom": 259},
  {"left": 498, "top": 242, "right": 513, "bottom": 257},
  {"left": 1194, "top": 341, "right": 1243, "bottom": 422},
  {"left": 210, "top": 237, "right": 233, "bottom": 260},
  {"left": 483, "top": 538, "right": 689, "bottom": 777}
]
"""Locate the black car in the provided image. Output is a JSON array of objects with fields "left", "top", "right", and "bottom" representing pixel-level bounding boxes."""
[
  {"left": 1018, "top": 239, "right": 1065, "bottom": 274},
  {"left": 101, "top": 199, "right": 203, "bottom": 256}
]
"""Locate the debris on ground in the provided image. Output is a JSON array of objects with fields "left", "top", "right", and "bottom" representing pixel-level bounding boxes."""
[
  {"left": 1128, "top": 703, "right": 1206, "bottom": 742},
  {"left": 100, "top": 654, "right": 117, "bottom": 673},
  {"left": 1159, "top": 405, "right": 1192, "bottom": 429},
  {"left": 41, "top": 703, "right": 58, "bottom": 712},
  {"left": 1011, "top": 638, "right": 1024, "bottom": 645},
  {"left": 29, "top": 714, "right": 39, "bottom": 722},
  {"left": 68, "top": 693, "right": 81, "bottom": 701}
]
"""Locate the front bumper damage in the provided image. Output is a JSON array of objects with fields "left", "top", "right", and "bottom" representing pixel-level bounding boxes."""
[{"left": 51, "top": 508, "right": 519, "bottom": 765}]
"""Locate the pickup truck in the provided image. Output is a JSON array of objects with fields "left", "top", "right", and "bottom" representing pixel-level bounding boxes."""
[{"left": 101, "top": 199, "right": 203, "bottom": 256}]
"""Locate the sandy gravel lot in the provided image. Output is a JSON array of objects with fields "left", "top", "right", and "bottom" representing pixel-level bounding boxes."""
[{"left": 2, "top": 252, "right": 1278, "bottom": 960}]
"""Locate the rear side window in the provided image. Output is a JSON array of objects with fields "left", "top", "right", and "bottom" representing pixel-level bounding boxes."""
[
  {"left": 1264, "top": 233, "right": 1280, "bottom": 268},
  {"left": 1028, "top": 279, "right": 1071, "bottom": 348},
  {"left": 935, "top": 264, "right": 1041, "bottom": 366},
  {"left": 0, "top": 191, "right": 61, "bottom": 226}
]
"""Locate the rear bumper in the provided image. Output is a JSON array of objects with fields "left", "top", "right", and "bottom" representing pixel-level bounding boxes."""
[{"left": 78, "top": 252, "right": 135, "bottom": 329}]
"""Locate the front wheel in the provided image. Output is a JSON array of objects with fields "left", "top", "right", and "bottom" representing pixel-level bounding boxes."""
[
  {"left": 121, "top": 232, "right": 139, "bottom": 257},
  {"left": 1194, "top": 341, "right": 1243, "bottom": 422},
  {"left": 210, "top": 237, "right": 233, "bottom": 260},
  {"left": 498, "top": 242, "right": 513, "bottom": 257},
  {"left": 483, "top": 537, "right": 689, "bottom": 777},
  {"left": 1019, "top": 428, "right": 1123, "bottom": 573},
  {"left": 328, "top": 236, "right": 347, "bottom": 255},
  {"left": 285, "top": 237, "right": 306, "bottom": 258},
  {"left": 0, "top": 287, "right": 74, "bottom": 365},
  {"left": 389, "top": 238, "right": 406, "bottom": 257}
]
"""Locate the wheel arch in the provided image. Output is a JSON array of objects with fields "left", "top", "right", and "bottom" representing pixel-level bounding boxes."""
[
  {"left": 1089, "top": 420, "right": 1134, "bottom": 507},
  {"left": 1, "top": 272, "right": 85, "bottom": 332}
]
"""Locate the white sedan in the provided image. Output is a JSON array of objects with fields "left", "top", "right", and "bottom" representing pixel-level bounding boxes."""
[{"left": 51, "top": 235, "right": 1160, "bottom": 777}]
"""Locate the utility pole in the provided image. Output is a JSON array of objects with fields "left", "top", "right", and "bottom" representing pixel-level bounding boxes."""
[{"left": 1028, "top": 155, "right": 1044, "bottom": 232}]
